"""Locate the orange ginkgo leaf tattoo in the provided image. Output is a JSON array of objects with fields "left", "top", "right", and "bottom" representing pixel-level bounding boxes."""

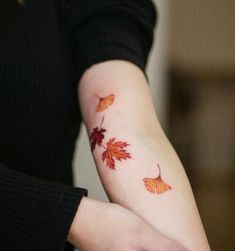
[
  {"left": 143, "top": 164, "right": 172, "bottom": 194},
  {"left": 95, "top": 94, "right": 115, "bottom": 112},
  {"left": 102, "top": 138, "right": 131, "bottom": 170}
]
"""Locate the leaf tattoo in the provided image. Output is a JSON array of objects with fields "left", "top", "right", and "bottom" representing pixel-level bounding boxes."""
[
  {"left": 91, "top": 93, "right": 171, "bottom": 197},
  {"left": 90, "top": 127, "right": 106, "bottom": 151},
  {"left": 90, "top": 116, "right": 106, "bottom": 151},
  {"left": 102, "top": 138, "right": 131, "bottom": 170},
  {"left": 143, "top": 164, "right": 172, "bottom": 194},
  {"left": 90, "top": 95, "right": 131, "bottom": 170},
  {"left": 95, "top": 94, "right": 115, "bottom": 112}
]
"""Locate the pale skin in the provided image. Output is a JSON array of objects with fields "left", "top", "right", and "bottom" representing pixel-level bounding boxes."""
[
  {"left": 68, "top": 197, "right": 187, "bottom": 251},
  {"left": 68, "top": 60, "right": 211, "bottom": 251}
]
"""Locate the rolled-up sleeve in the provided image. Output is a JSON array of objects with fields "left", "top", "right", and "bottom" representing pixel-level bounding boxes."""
[{"left": 65, "top": 0, "right": 157, "bottom": 82}]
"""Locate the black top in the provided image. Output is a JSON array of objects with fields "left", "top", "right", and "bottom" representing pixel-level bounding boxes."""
[{"left": 0, "top": 0, "right": 157, "bottom": 250}]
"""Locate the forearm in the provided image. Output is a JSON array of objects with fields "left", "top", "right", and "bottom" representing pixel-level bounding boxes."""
[{"left": 78, "top": 60, "right": 210, "bottom": 251}]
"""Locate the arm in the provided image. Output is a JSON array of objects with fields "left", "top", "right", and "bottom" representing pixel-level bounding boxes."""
[
  {"left": 68, "top": 196, "right": 187, "bottom": 251},
  {"left": 78, "top": 59, "right": 211, "bottom": 251}
]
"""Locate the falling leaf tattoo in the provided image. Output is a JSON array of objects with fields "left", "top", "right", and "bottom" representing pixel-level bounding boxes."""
[
  {"left": 91, "top": 94, "right": 171, "bottom": 198},
  {"left": 102, "top": 138, "right": 131, "bottom": 170},
  {"left": 90, "top": 94, "right": 131, "bottom": 170},
  {"left": 95, "top": 94, "right": 115, "bottom": 112},
  {"left": 89, "top": 116, "right": 106, "bottom": 151},
  {"left": 90, "top": 127, "right": 106, "bottom": 151},
  {"left": 143, "top": 164, "right": 172, "bottom": 194}
]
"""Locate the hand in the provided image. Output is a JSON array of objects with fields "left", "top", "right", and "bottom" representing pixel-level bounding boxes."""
[{"left": 67, "top": 197, "right": 187, "bottom": 251}]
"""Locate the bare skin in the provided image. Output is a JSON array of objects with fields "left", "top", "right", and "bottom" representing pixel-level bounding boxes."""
[
  {"left": 76, "top": 60, "right": 211, "bottom": 251},
  {"left": 68, "top": 197, "right": 188, "bottom": 251}
]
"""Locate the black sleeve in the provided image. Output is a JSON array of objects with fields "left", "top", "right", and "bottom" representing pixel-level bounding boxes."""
[
  {"left": 65, "top": 0, "right": 157, "bottom": 83},
  {"left": 0, "top": 163, "right": 88, "bottom": 251}
]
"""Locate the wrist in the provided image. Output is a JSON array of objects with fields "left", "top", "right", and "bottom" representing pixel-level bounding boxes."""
[{"left": 67, "top": 197, "right": 107, "bottom": 247}]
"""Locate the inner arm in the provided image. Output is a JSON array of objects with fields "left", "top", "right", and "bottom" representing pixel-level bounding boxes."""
[{"left": 78, "top": 59, "right": 210, "bottom": 251}]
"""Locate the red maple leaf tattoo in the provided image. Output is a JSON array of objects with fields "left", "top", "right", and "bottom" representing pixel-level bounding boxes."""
[
  {"left": 102, "top": 138, "right": 131, "bottom": 169},
  {"left": 89, "top": 127, "right": 106, "bottom": 151}
]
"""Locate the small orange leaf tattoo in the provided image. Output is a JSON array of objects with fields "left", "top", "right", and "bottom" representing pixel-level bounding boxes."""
[
  {"left": 96, "top": 94, "right": 115, "bottom": 112},
  {"left": 143, "top": 164, "right": 172, "bottom": 194},
  {"left": 102, "top": 138, "right": 131, "bottom": 169}
]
